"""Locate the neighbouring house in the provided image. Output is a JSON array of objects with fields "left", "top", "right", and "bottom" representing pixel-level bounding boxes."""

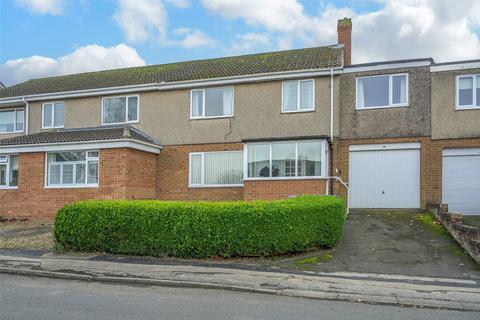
[{"left": 1, "top": 18, "right": 479, "bottom": 218}]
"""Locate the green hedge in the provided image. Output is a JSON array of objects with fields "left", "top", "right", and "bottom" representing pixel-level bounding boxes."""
[{"left": 54, "top": 196, "right": 346, "bottom": 258}]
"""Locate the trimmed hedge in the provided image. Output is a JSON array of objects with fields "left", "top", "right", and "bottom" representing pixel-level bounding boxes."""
[{"left": 54, "top": 196, "right": 346, "bottom": 258}]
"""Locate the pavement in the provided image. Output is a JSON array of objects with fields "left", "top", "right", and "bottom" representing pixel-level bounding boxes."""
[
  {"left": 1, "top": 210, "right": 479, "bottom": 311},
  {"left": 0, "top": 251, "right": 479, "bottom": 311},
  {"left": 2, "top": 274, "right": 478, "bottom": 320}
]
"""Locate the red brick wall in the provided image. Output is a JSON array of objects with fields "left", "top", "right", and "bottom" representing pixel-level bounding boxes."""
[
  {"left": 244, "top": 179, "right": 327, "bottom": 201},
  {"left": 156, "top": 143, "right": 244, "bottom": 201},
  {"left": 0, "top": 148, "right": 156, "bottom": 219},
  {"left": 331, "top": 137, "right": 480, "bottom": 209}
]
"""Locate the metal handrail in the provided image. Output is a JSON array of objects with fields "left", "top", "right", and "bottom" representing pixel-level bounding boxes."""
[{"left": 327, "top": 176, "right": 349, "bottom": 214}]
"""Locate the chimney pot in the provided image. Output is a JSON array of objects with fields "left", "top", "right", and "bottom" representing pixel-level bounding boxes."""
[{"left": 337, "top": 17, "right": 352, "bottom": 66}]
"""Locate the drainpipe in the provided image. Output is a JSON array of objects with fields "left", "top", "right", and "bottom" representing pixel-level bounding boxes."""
[
  {"left": 22, "top": 97, "right": 29, "bottom": 135},
  {"left": 330, "top": 68, "right": 334, "bottom": 141},
  {"left": 326, "top": 68, "right": 334, "bottom": 196}
]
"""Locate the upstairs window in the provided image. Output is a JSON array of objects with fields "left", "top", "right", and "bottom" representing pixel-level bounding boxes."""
[
  {"left": 457, "top": 75, "right": 480, "bottom": 109},
  {"left": 356, "top": 74, "right": 408, "bottom": 109},
  {"left": 43, "top": 102, "right": 64, "bottom": 128},
  {"left": 0, "top": 154, "right": 19, "bottom": 188},
  {"left": 102, "top": 95, "right": 139, "bottom": 125},
  {"left": 190, "top": 87, "right": 233, "bottom": 119},
  {"left": 282, "top": 80, "right": 314, "bottom": 112},
  {"left": 0, "top": 108, "right": 24, "bottom": 133}
]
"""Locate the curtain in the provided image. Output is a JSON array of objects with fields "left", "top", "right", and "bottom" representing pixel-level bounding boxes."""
[
  {"left": 223, "top": 88, "right": 233, "bottom": 116},
  {"left": 299, "top": 80, "right": 313, "bottom": 109},
  {"left": 283, "top": 81, "right": 298, "bottom": 111},
  {"left": 205, "top": 151, "right": 243, "bottom": 185},
  {"left": 191, "top": 91, "right": 203, "bottom": 117},
  {"left": 400, "top": 76, "right": 407, "bottom": 104},
  {"left": 357, "top": 79, "right": 365, "bottom": 108}
]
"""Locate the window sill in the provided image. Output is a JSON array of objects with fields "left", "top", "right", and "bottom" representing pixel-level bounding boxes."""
[
  {"left": 0, "top": 186, "right": 18, "bottom": 190},
  {"left": 42, "top": 126, "right": 64, "bottom": 130},
  {"left": 101, "top": 121, "right": 139, "bottom": 126},
  {"left": 0, "top": 131, "right": 24, "bottom": 135},
  {"left": 189, "top": 184, "right": 243, "bottom": 188},
  {"left": 190, "top": 115, "right": 234, "bottom": 120},
  {"left": 356, "top": 104, "right": 409, "bottom": 110},
  {"left": 455, "top": 106, "right": 480, "bottom": 111},
  {"left": 45, "top": 184, "right": 99, "bottom": 189},
  {"left": 281, "top": 108, "right": 315, "bottom": 114},
  {"left": 244, "top": 177, "right": 327, "bottom": 181}
]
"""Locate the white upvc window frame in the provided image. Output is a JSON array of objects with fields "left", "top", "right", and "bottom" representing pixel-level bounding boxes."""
[
  {"left": 188, "top": 150, "right": 244, "bottom": 188},
  {"left": 243, "top": 139, "right": 327, "bottom": 181},
  {"left": 456, "top": 74, "right": 480, "bottom": 110},
  {"left": 190, "top": 86, "right": 234, "bottom": 119},
  {"left": 45, "top": 150, "right": 100, "bottom": 188},
  {"left": 101, "top": 94, "right": 140, "bottom": 125},
  {"left": 42, "top": 101, "right": 65, "bottom": 129},
  {"left": 281, "top": 79, "right": 315, "bottom": 113},
  {"left": 0, "top": 107, "right": 25, "bottom": 134},
  {"left": 0, "top": 154, "right": 19, "bottom": 189},
  {"left": 355, "top": 73, "right": 409, "bottom": 110}
]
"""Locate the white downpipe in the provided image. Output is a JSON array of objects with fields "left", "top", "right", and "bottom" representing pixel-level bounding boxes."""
[
  {"left": 22, "top": 97, "right": 29, "bottom": 135},
  {"left": 330, "top": 69, "right": 334, "bottom": 141}
]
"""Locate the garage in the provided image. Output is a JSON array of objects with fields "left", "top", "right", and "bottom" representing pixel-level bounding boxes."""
[
  {"left": 349, "top": 143, "right": 421, "bottom": 209},
  {"left": 442, "top": 148, "right": 480, "bottom": 215}
]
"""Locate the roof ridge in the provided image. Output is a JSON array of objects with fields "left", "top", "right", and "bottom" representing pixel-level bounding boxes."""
[{"left": 7, "top": 45, "right": 340, "bottom": 85}]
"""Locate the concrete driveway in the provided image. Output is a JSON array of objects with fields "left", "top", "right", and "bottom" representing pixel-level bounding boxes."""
[{"left": 278, "top": 210, "right": 480, "bottom": 279}]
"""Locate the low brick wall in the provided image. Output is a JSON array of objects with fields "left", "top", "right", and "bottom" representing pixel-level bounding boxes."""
[
  {"left": 244, "top": 179, "right": 327, "bottom": 201},
  {"left": 429, "top": 204, "right": 480, "bottom": 264}
]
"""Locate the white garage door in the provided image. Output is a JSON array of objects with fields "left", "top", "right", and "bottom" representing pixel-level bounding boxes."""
[
  {"left": 443, "top": 148, "right": 480, "bottom": 215},
  {"left": 349, "top": 143, "right": 420, "bottom": 209}
]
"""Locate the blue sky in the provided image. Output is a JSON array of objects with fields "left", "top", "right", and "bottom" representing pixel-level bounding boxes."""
[{"left": 1, "top": 0, "right": 479, "bottom": 86}]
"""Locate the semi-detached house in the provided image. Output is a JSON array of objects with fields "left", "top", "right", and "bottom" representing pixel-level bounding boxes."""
[{"left": 1, "top": 18, "right": 479, "bottom": 218}]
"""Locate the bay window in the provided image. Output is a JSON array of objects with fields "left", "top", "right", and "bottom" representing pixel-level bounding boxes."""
[
  {"left": 190, "top": 87, "right": 233, "bottom": 118},
  {"left": 46, "top": 151, "right": 99, "bottom": 187},
  {"left": 246, "top": 140, "right": 326, "bottom": 179},
  {"left": 43, "top": 102, "right": 65, "bottom": 128},
  {"left": 102, "top": 95, "right": 139, "bottom": 124},
  {"left": 456, "top": 75, "right": 480, "bottom": 109},
  {"left": 356, "top": 73, "right": 408, "bottom": 109},
  {"left": 0, "top": 108, "right": 24, "bottom": 133},
  {"left": 189, "top": 151, "right": 243, "bottom": 187},
  {"left": 282, "top": 79, "right": 314, "bottom": 112},
  {"left": 0, "top": 155, "right": 19, "bottom": 188}
]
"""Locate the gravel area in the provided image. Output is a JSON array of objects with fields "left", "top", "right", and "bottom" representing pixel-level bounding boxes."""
[{"left": 0, "top": 220, "right": 54, "bottom": 250}]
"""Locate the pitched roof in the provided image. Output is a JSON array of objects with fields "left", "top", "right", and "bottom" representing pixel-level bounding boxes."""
[
  {"left": 0, "top": 125, "right": 162, "bottom": 147},
  {"left": 0, "top": 46, "right": 343, "bottom": 99}
]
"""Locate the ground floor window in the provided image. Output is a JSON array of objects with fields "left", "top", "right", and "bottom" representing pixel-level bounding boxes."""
[
  {"left": 189, "top": 151, "right": 243, "bottom": 187},
  {"left": 246, "top": 140, "right": 326, "bottom": 179},
  {"left": 46, "top": 150, "right": 99, "bottom": 187},
  {"left": 0, "top": 154, "right": 19, "bottom": 188}
]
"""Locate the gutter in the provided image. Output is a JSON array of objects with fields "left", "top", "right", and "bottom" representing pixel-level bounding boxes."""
[{"left": 0, "top": 67, "right": 344, "bottom": 104}]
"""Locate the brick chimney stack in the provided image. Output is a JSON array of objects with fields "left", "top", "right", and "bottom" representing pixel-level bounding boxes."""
[{"left": 337, "top": 17, "right": 352, "bottom": 66}]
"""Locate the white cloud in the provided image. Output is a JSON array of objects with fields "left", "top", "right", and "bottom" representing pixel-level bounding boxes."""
[
  {"left": 1, "top": 44, "right": 146, "bottom": 86},
  {"left": 114, "top": 0, "right": 214, "bottom": 48},
  {"left": 174, "top": 29, "right": 216, "bottom": 48},
  {"left": 226, "top": 32, "right": 271, "bottom": 54},
  {"left": 166, "top": 0, "right": 190, "bottom": 8},
  {"left": 201, "top": 0, "right": 480, "bottom": 63},
  {"left": 15, "top": 0, "right": 66, "bottom": 15},
  {"left": 114, "top": 0, "right": 168, "bottom": 43}
]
